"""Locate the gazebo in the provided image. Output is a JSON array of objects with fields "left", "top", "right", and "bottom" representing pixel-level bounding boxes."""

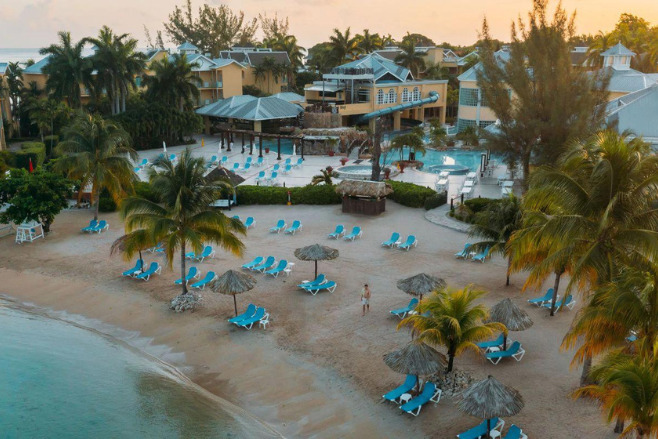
[{"left": 335, "top": 179, "right": 393, "bottom": 216}]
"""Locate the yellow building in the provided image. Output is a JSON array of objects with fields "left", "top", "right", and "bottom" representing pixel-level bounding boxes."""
[
  {"left": 373, "top": 46, "right": 477, "bottom": 76},
  {"left": 218, "top": 48, "right": 292, "bottom": 95},
  {"left": 304, "top": 53, "right": 447, "bottom": 130}
]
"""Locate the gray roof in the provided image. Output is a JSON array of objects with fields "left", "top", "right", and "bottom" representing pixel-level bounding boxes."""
[
  {"left": 601, "top": 42, "right": 635, "bottom": 57},
  {"left": 23, "top": 56, "right": 52, "bottom": 74},
  {"left": 333, "top": 53, "right": 412, "bottom": 83},
  {"left": 458, "top": 49, "right": 510, "bottom": 82},
  {"left": 196, "top": 96, "right": 303, "bottom": 121},
  {"left": 270, "top": 92, "right": 305, "bottom": 103},
  {"left": 178, "top": 42, "right": 199, "bottom": 51},
  {"left": 606, "top": 83, "right": 658, "bottom": 144},
  {"left": 219, "top": 50, "right": 291, "bottom": 67},
  {"left": 602, "top": 67, "right": 658, "bottom": 93}
]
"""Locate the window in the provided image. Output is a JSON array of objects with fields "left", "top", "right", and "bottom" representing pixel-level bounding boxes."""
[
  {"left": 386, "top": 88, "right": 397, "bottom": 104},
  {"left": 401, "top": 88, "right": 410, "bottom": 103},
  {"left": 459, "top": 88, "right": 479, "bottom": 106},
  {"left": 376, "top": 89, "right": 384, "bottom": 104},
  {"left": 412, "top": 87, "right": 420, "bottom": 101},
  {"left": 457, "top": 118, "right": 477, "bottom": 132}
]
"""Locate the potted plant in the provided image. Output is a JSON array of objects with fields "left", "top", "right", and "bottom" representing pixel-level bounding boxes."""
[
  {"left": 339, "top": 157, "right": 348, "bottom": 165},
  {"left": 383, "top": 167, "right": 391, "bottom": 179},
  {"left": 399, "top": 162, "right": 406, "bottom": 173},
  {"left": 265, "top": 147, "right": 270, "bottom": 154},
  {"left": 328, "top": 150, "right": 335, "bottom": 157}
]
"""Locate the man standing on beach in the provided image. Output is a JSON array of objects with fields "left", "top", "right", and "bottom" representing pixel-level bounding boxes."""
[{"left": 361, "top": 284, "right": 371, "bottom": 316}]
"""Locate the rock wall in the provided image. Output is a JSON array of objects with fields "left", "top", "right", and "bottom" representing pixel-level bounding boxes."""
[{"left": 303, "top": 113, "right": 342, "bottom": 129}]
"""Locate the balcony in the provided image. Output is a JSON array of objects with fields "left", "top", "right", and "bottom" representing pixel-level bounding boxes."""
[{"left": 215, "top": 81, "right": 223, "bottom": 88}]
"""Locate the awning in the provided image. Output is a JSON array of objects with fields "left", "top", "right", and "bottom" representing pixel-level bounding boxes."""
[{"left": 305, "top": 83, "right": 344, "bottom": 92}]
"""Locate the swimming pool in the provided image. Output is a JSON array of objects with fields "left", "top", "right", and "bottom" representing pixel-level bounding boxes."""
[
  {"left": 335, "top": 165, "right": 373, "bottom": 180},
  {"left": 382, "top": 147, "right": 495, "bottom": 175}
]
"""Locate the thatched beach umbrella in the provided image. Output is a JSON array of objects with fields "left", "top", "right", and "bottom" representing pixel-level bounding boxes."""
[
  {"left": 396, "top": 273, "right": 446, "bottom": 301},
  {"left": 209, "top": 269, "right": 256, "bottom": 316},
  {"left": 335, "top": 180, "right": 394, "bottom": 198},
  {"left": 458, "top": 375, "right": 524, "bottom": 439},
  {"left": 294, "top": 244, "right": 339, "bottom": 279},
  {"left": 383, "top": 341, "right": 447, "bottom": 391},
  {"left": 110, "top": 229, "right": 157, "bottom": 263},
  {"left": 487, "top": 298, "right": 533, "bottom": 350}
]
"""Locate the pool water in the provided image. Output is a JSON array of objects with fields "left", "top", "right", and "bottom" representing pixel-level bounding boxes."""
[{"left": 383, "top": 147, "right": 495, "bottom": 175}]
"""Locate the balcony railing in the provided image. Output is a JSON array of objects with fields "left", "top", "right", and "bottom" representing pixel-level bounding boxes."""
[{"left": 328, "top": 67, "right": 374, "bottom": 76}]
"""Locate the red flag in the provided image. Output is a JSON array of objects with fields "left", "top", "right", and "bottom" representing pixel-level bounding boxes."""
[{"left": 28, "top": 158, "right": 34, "bottom": 173}]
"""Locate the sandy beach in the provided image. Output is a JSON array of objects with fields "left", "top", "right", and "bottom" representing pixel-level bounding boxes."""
[{"left": 0, "top": 203, "right": 615, "bottom": 438}]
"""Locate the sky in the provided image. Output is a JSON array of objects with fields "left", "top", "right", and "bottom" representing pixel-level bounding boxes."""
[{"left": 0, "top": 0, "right": 657, "bottom": 50}]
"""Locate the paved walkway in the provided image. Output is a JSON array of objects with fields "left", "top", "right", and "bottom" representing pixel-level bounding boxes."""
[{"left": 424, "top": 204, "right": 470, "bottom": 233}]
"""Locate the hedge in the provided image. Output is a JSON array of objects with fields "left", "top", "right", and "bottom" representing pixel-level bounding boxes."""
[
  {"left": 12, "top": 142, "right": 46, "bottom": 169},
  {"left": 43, "top": 135, "right": 59, "bottom": 158},
  {"left": 236, "top": 184, "right": 341, "bottom": 205},
  {"left": 388, "top": 181, "right": 436, "bottom": 208},
  {"left": 424, "top": 191, "right": 448, "bottom": 210},
  {"left": 464, "top": 197, "right": 498, "bottom": 215}
]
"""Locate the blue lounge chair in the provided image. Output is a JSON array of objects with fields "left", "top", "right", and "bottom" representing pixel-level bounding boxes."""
[
  {"left": 272, "top": 164, "right": 280, "bottom": 172},
  {"left": 503, "top": 425, "right": 527, "bottom": 439},
  {"left": 266, "top": 171, "right": 279, "bottom": 186},
  {"left": 169, "top": 154, "right": 176, "bottom": 161},
  {"left": 328, "top": 225, "right": 344, "bottom": 239},
  {"left": 255, "top": 157, "right": 264, "bottom": 167},
  {"left": 270, "top": 220, "right": 286, "bottom": 233},
  {"left": 264, "top": 260, "right": 289, "bottom": 277},
  {"left": 382, "top": 375, "right": 418, "bottom": 404},
  {"left": 246, "top": 157, "right": 252, "bottom": 164},
  {"left": 281, "top": 164, "right": 292, "bottom": 174},
  {"left": 237, "top": 162, "right": 251, "bottom": 173},
  {"left": 90, "top": 220, "right": 109, "bottom": 233},
  {"left": 242, "top": 256, "right": 264, "bottom": 270},
  {"left": 457, "top": 418, "right": 503, "bottom": 439},
  {"left": 244, "top": 217, "right": 255, "bottom": 229},
  {"left": 137, "top": 158, "right": 148, "bottom": 168},
  {"left": 455, "top": 243, "right": 472, "bottom": 259},
  {"left": 135, "top": 262, "right": 161, "bottom": 281},
  {"left": 206, "top": 155, "right": 218, "bottom": 168},
  {"left": 485, "top": 341, "right": 525, "bottom": 364},
  {"left": 284, "top": 158, "right": 291, "bottom": 165},
  {"left": 190, "top": 271, "right": 216, "bottom": 290},
  {"left": 255, "top": 171, "right": 266, "bottom": 182},
  {"left": 541, "top": 294, "right": 575, "bottom": 311},
  {"left": 237, "top": 307, "right": 268, "bottom": 330},
  {"left": 293, "top": 158, "right": 303, "bottom": 168},
  {"left": 284, "top": 220, "right": 302, "bottom": 234},
  {"left": 476, "top": 333, "right": 505, "bottom": 350},
  {"left": 305, "top": 280, "right": 337, "bottom": 295},
  {"left": 398, "top": 235, "right": 417, "bottom": 251},
  {"left": 390, "top": 298, "right": 419, "bottom": 319},
  {"left": 220, "top": 156, "right": 228, "bottom": 164},
  {"left": 174, "top": 266, "right": 200, "bottom": 285},
  {"left": 344, "top": 226, "right": 362, "bottom": 241},
  {"left": 232, "top": 215, "right": 240, "bottom": 221},
  {"left": 472, "top": 246, "right": 490, "bottom": 262},
  {"left": 232, "top": 163, "right": 240, "bottom": 171},
  {"left": 229, "top": 304, "right": 257, "bottom": 324},
  {"left": 81, "top": 219, "right": 98, "bottom": 232},
  {"left": 382, "top": 232, "right": 401, "bottom": 248},
  {"left": 186, "top": 245, "right": 215, "bottom": 262},
  {"left": 122, "top": 259, "right": 144, "bottom": 277},
  {"left": 399, "top": 382, "right": 442, "bottom": 416},
  {"left": 528, "top": 288, "right": 555, "bottom": 306},
  {"left": 298, "top": 274, "right": 326, "bottom": 289},
  {"left": 252, "top": 256, "right": 276, "bottom": 272}
]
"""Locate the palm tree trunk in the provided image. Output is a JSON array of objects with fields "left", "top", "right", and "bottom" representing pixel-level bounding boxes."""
[
  {"left": 614, "top": 419, "right": 624, "bottom": 434},
  {"left": 550, "top": 271, "right": 562, "bottom": 316},
  {"left": 580, "top": 355, "right": 593, "bottom": 386},
  {"left": 180, "top": 241, "right": 188, "bottom": 295},
  {"left": 506, "top": 255, "right": 511, "bottom": 286},
  {"left": 447, "top": 346, "right": 455, "bottom": 372}
]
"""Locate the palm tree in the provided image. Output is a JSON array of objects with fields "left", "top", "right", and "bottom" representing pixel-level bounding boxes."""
[
  {"left": 390, "top": 127, "right": 425, "bottom": 161},
  {"left": 585, "top": 31, "right": 615, "bottom": 68},
  {"left": 356, "top": 29, "right": 383, "bottom": 53},
  {"left": 395, "top": 38, "right": 426, "bottom": 78},
  {"left": 254, "top": 56, "right": 284, "bottom": 94},
  {"left": 6, "top": 62, "right": 23, "bottom": 129},
  {"left": 311, "top": 167, "right": 337, "bottom": 186},
  {"left": 398, "top": 286, "right": 506, "bottom": 372},
  {"left": 55, "top": 113, "right": 137, "bottom": 219},
  {"left": 469, "top": 194, "right": 523, "bottom": 286},
  {"left": 143, "top": 54, "right": 200, "bottom": 110},
  {"left": 120, "top": 148, "right": 246, "bottom": 297},
  {"left": 423, "top": 61, "right": 450, "bottom": 80},
  {"left": 574, "top": 349, "right": 658, "bottom": 438},
  {"left": 329, "top": 28, "right": 361, "bottom": 64},
  {"left": 86, "top": 26, "right": 146, "bottom": 115},
  {"left": 39, "top": 31, "right": 93, "bottom": 108}
]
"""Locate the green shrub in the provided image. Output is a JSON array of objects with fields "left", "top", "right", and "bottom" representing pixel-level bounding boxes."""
[
  {"left": 98, "top": 196, "right": 117, "bottom": 212},
  {"left": 464, "top": 197, "right": 498, "bottom": 215},
  {"left": 236, "top": 184, "right": 341, "bottom": 206},
  {"left": 12, "top": 142, "right": 46, "bottom": 169},
  {"left": 424, "top": 191, "right": 448, "bottom": 210},
  {"left": 43, "top": 135, "right": 59, "bottom": 157},
  {"left": 292, "top": 184, "right": 341, "bottom": 205},
  {"left": 388, "top": 181, "right": 436, "bottom": 208},
  {"left": 134, "top": 181, "right": 160, "bottom": 203}
]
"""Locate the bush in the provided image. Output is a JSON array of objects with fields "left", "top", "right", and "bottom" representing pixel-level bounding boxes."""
[
  {"left": 134, "top": 181, "right": 160, "bottom": 203},
  {"left": 43, "top": 135, "right": 59, "bottom": 158},
  {"left": 424, "top": 191, "right": 448, "bottom": 210},
  {"left": 98, "top": 196, "right": 117, "bottom": 212},
  {"left": 236, "top": 184, "right": 341, "bottom": 205},
  {"left": 12, "top": 142, "right": 46, "bottom": 169},
  {"left": 388, "top": 181, "right": 436, "bottom": 208},
  {"left": 464, "top": 197, "right": 498, "bottom": 215}
]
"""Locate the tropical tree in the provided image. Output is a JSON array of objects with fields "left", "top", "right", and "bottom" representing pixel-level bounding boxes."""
[
  {"left": 311, "top": 166, "right": 337, "bottom": 186},
  {"left": 469, "top": 194, "right": 523, "bottom": 286},
  {"left": 395, "top": 39, "right": 426, "bottom": 78},
  {"left": 329, "top": 28, "right": 361, "bottom": 64},
  {"left": 356, "top": 29, "right": 383, "bottom": 53},
  {"left": 423, "top": 61, "right": 450, "bottom": 80},
  {"left": 253, "top": 56, "right": 285, "bottom": 94},
  {"left": 55, "top": 113, "right": 137, "bottom": 219},
  {"left": 5, "top": 62, "right": 24, "bottom": 129},
  {"left": 390, "top": 127, "right": 425, "bottom": 161},
  {"left": 86, "top": 26, "right": 147, "bottom": 115},
  {"left": 143, "top": 54, "right": 200, "bottom": 110},
  {"left": 428, "top": 119, "right": 447, "bottom": 146},
  {"left": 585, "top": 31, "right": 616, "bottom": 68},
  {"left": 120, "top": 148, "right": 246, "bottom": 298},
  {"left": 398, "top": 286, "right": 506, "bottom": 372},
  {"left": 39, "top": 31, "right": 93, "bottom": 108},
  {"left": 26, "top": 97, "right": 68, "bottom": 143}
]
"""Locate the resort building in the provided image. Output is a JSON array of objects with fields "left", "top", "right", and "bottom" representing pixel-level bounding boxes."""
[
  {"left": 303, "top": 53, "right": 448, "bottom": 130},
  {"left": 373, "top": 46, "right": 475, "bottom": 75},
  {"left": 218, "top": 48, "right": 292, "bottom": 95},
  {"left": 455, "top": 42, "right": 658, "bottom": 132},
  {"left": 605, "top": 83, "right": 658, "bottom": 148}
]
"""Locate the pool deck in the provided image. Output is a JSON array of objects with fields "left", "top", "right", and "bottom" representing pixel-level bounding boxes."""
[{"left": 135, "top": 135, "right": 519, "bottom": 200}]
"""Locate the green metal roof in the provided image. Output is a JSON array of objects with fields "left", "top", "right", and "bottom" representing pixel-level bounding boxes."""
[{"left": 196, "top": 95, "right": 302, "bottom": 121}]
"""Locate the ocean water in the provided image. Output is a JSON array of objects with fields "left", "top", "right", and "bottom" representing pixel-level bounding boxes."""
[
  {"left": 0, "top": 48, "right": 94, "bottom": 64},
  {"left": 0, "top": 298, "right": 279, "bottom": 439}
]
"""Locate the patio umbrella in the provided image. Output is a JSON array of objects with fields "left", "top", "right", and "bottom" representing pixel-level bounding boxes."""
[
  {"left": 162, "top": 141, "right": 167, "bottom": 153},
  {"left": 487, "top": 298, "right": 533, "bottom": 350},
  {"left": 396, "top": 273, "right": 445, "bottom": 302},
  {"left": 458, "top": 375, "right": 524, "bottom": 439},
  {"left": 294, "top": 244, "right": 339, "bottom": 279},
  {"left": 209, "top": 269, "right": 257, "bottom": 316},
  {"left": 383, "top": 341, "right": 447, "bottom": 392}
]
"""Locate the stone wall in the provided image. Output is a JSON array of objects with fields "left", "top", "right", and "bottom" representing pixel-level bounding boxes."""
[{"left": 303, "top": 112, "right": 342, "bottom": 129}]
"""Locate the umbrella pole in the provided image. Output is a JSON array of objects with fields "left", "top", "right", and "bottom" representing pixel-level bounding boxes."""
[
  {"left": 503, "top": 333, "right": 507, "bottom": 351},
  {"left": 487, "top": 418, "right": 491, "bottom": 439},
  {"left": 233, "top": 295, "right": 238, "bottom": 317},
  {"left": 139, "top": 250, "right": 143, "bottom": 263},
  {"left": 315, "top": 260, "right": 318, "bottom": 279}
]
